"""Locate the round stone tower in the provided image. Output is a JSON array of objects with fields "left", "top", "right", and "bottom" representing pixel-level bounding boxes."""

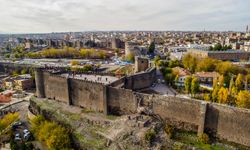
[
  {"left": 35, "top": 68, "right": 45, "bottom": 98},
  {"left": 125, "top": 41, "right": 132, "bottom": 57}
]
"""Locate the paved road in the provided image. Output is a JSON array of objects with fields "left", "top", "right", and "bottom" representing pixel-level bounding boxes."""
[
  {"left": 151, "top": 83, "right": 176, "bottom": 95},
  {"left": 151, "top": 69, "right": 177, "bottom": 95},
  {"left": 0, "top": 93, "right": 33, "bottom": 110}
]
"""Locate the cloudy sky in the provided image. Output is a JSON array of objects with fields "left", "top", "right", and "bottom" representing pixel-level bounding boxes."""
[{"left": 0, "top": 0, "right": 249, "bottom": 33}]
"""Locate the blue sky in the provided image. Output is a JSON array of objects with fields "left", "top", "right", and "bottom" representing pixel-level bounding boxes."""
[{"left": 0, "top": 0, "right": 249, "bottom": 33}]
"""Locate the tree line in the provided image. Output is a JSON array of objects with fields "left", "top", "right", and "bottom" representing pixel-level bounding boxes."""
[
  {"left": 209, "top": 43, "right": 232, "bottom": 51},
  {"left": 155, "top": 53, "right": 250, "bottom": 109},
  {"left": 5, "top": 47, "right": 109, "bottom": 59},
  {"left": 27, "top": 47, "right": 108, "bottom": 59},
  {"left": 30, "top": 115, "right": 72, "bottom": 150}
]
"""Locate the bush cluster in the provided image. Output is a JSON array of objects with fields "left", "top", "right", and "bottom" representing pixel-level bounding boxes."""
[
  {"left": 145, "top": 129, "right": 156, "bottom": 144},
  {"left": 0, "top": 113, "right": 19, "bottom": 132},
  {"left": 164, "top": 124, "right": 175, "bottom": 139},
  {"left": 198, "top": 133, "right": 210, "bottom": 144},
  {"left": 30, "top": 115, "right": 71, "bottom": 150}
]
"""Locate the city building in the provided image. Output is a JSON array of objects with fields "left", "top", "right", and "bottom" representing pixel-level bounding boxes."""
[
  {"left": 111, "top": 38, "right": 124, "bottom": 49},
  {"left": 125, "top": 41, "right": 142, "bottom": 57},
  {"left": 173, "top": 67, "right": 191, "bottom": 87},
  {"left": 134, "top": 56, "right": 150, "bottom": 73},
  {"left": 187, "top": 49, "right": 250, "bottom": 61},
  {"left": 3, "top": 74, "right": 34, "bottom": 90},
  {"left": 243, "top": 41, "right": 250, "bottom": 52},
  {"left": 14, "top": 74, "right": 34, "bottom": 90},
  {"left": 194, "top": 72, "right": 220, "bottom": 84},
  {"left": 0, "top": 90, "right": 13, "bottom": 103}
]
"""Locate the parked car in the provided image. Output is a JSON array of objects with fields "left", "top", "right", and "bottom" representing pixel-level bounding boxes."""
[
  {"left": 11, "top": 121, "right": 22, "bottom": 129},
  {"left": 24, "top": 132, "right": 31, "bottom": 140},
  {"left": 15, "top": 133, "right": 21, "bottom": 141},
  {"left": 23, "top": 129, "right": 29, "bottom": 134}
]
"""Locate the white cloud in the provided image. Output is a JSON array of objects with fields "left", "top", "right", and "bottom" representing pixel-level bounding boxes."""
[{"left": 0, "top": 0, "right": 249, "bottom": 33}]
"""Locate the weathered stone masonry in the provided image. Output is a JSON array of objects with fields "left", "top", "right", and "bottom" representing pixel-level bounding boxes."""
[{"left": 34, "top": 68, "right": 250, "bottom": 147}]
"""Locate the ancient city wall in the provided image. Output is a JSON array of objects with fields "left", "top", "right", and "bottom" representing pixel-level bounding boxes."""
[
  {"left": 208, "top": 52, "right": 250, "bottom": 61},
  {"left": 151, "top": 95, "right": 202, "bottom": 131},
  {"left": 36, "top": 70, "right": 107, "bottom": 112},
  {"left": 205, "top": 104, "right": 250, "bottom": 147},
  {"left": 34, "top": 69, "right": 250, "bottom": 147},
  {"left": 35, "top": 69, "right": 45, "bottom": 98},
  {"left": 107, "top": 87, "right": 137, "bottom": 115},
  {"left": 124, "top": 68, "right": 156, "bottom": 90},
  {"left": 69, "top": 78, "right": 105, "bottom": 113},
  {"left": 108, "top": 77, "right": 125, "bottom": 87},
  {"left": 106, "top": 89, "right": 250, "bottom": 147},
  {"left": 43, "top": 72, "right": 70, "bottom": 104}
]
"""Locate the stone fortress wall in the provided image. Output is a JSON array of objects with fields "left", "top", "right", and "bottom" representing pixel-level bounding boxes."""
[
  {"left": 35, "top": 68, "right": 250, "bottom": 147},
  {"left": 124, "top": 68, "right": 156, "bottom": 90}
]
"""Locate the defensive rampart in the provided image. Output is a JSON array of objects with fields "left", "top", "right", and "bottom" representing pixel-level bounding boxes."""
[
  {"left": 205, "top": 104, "right": 250, "bottom": 147},
  {"left": 34, "top": 68, "right": 250, "bottom": 147},
  {"left": 69, "top": 78, "right": 106, "bottom": 112},
  {"left": 124, "top": 68, "right": 156, "bottom": 90}
]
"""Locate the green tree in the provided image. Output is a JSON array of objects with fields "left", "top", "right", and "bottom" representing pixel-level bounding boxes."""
[
  {"left": 235, "top": 74, "right": 244, "bottom": 90},
  {"left": 97, "top": 51, "right": 106, "bottom": 59},
  {"left": 89, "top": 48, "right": 96, "bottom": 58},
  {"left": 191, "top": 77, "right": 200, "bottom": 96},
  {"left": 5, "top": 54, "right": 10, "bottom": 58},
  {"left": 229, "top": 77, "right": 235, "bottom": 93},
  {"left": 209, "top": 46, "right": 213, "bottom": 51},
  {"left": 218, "top": 87, "right": 229, "bottom": 104},
  {"left": 21, "top": 69, "right": 28, "bottom": 74},
  {"left": 245, "top": 74, "right": 250, "bottom": 90},
  {"left": 213, "top": 43, "right": 222, "bottom": 51},
  {"left": 126, "top": 54, "right": 135, "bottom": 62},
  {"left": 30, "top": 115, "right": 45, "bottom": 136},
  {"left": 236, "top": 90, "right": 250, "bottom": 109},
  {"left": 231, "top": 86, "right": 238, "bottom": 97},
  {"left": 115, "top": 48, "right": 120, "bottom": 53},
  {"left": 70, "top": 60, "right": 80, "bottom": 66},
  {"left": 145, "top": 129, "right": 156, "bottom": 144},
  {"left": 212, "top": 87, "right": 219, "bottom": 102},
  {"left": 154, "top": 55, "right": 161, "bottom": 66},
  {"left": 148, "top": 42, "right": 155, "bottom": 54},
  {"left": 182, "top": 54, "right": 197, "bottom": 73},
  {"left": 82, "top": 64, "right": 93, "bottom": 72},
  {"left": 197, "top": 58, "right": 218, "bottom": 72},
  {"left": 228, "top": 77, "right": 238, "bottom": 104},
  {"left": 216, "top": 61, "right": 240, "bottom": 76},
  {"left": 212, "top": 78, "right": 219, "bottom": 102},
  {"left": 30, "top": 116, "right": 71, "bottom": 150},
  {"left": 0, "top": 113, "right": 19, "bottom": 131},
  {"left": 169, "top": 59, "right": 180, "bottom": 68},
  {"left": 218, "top": 75, "right": 225, "bottom": 88},
  {"left": 14, "top": 53, "right": 21, "bottom": 58},
  {"left": 174, "top": 75, "right": 179, "bottom": 85},
  {"left": 204, "top": 93, "right": 211, "bottom": 102},
  {"left": 80, "top": 49, "right": 89, "bottom": 58},
  {"left": 184, "top": 76, "right": 192, "bottom": 94},
  {"left": 12, "top": 70, "right": 20, "bottom": 77},
  {"left": 46, "top": 126, "right": 71, "bottom": 150}
]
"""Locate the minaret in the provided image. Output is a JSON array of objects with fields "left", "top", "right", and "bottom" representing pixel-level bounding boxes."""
[{"left": 246, "top": 25, "right": 249, "bottom": 33}]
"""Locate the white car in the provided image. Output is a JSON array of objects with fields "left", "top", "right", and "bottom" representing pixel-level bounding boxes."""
[
  {"left": 15, "top": 133, "right": 21, "bottom": 141},
  {"left": 24, "top": 132, "right": 31, "bottom": 140},
  {"left": 23, "top": 129, "right": 29, "bottom": 134}
]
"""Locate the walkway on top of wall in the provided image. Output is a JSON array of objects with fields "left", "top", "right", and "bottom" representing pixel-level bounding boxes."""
[{"left": 60, "top": 73, "right": 119, "bottom": 85}]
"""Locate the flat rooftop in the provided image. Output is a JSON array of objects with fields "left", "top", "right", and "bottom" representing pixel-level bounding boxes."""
[{"left": 61, "top": 74, "right": 119, "bottom": 85}]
